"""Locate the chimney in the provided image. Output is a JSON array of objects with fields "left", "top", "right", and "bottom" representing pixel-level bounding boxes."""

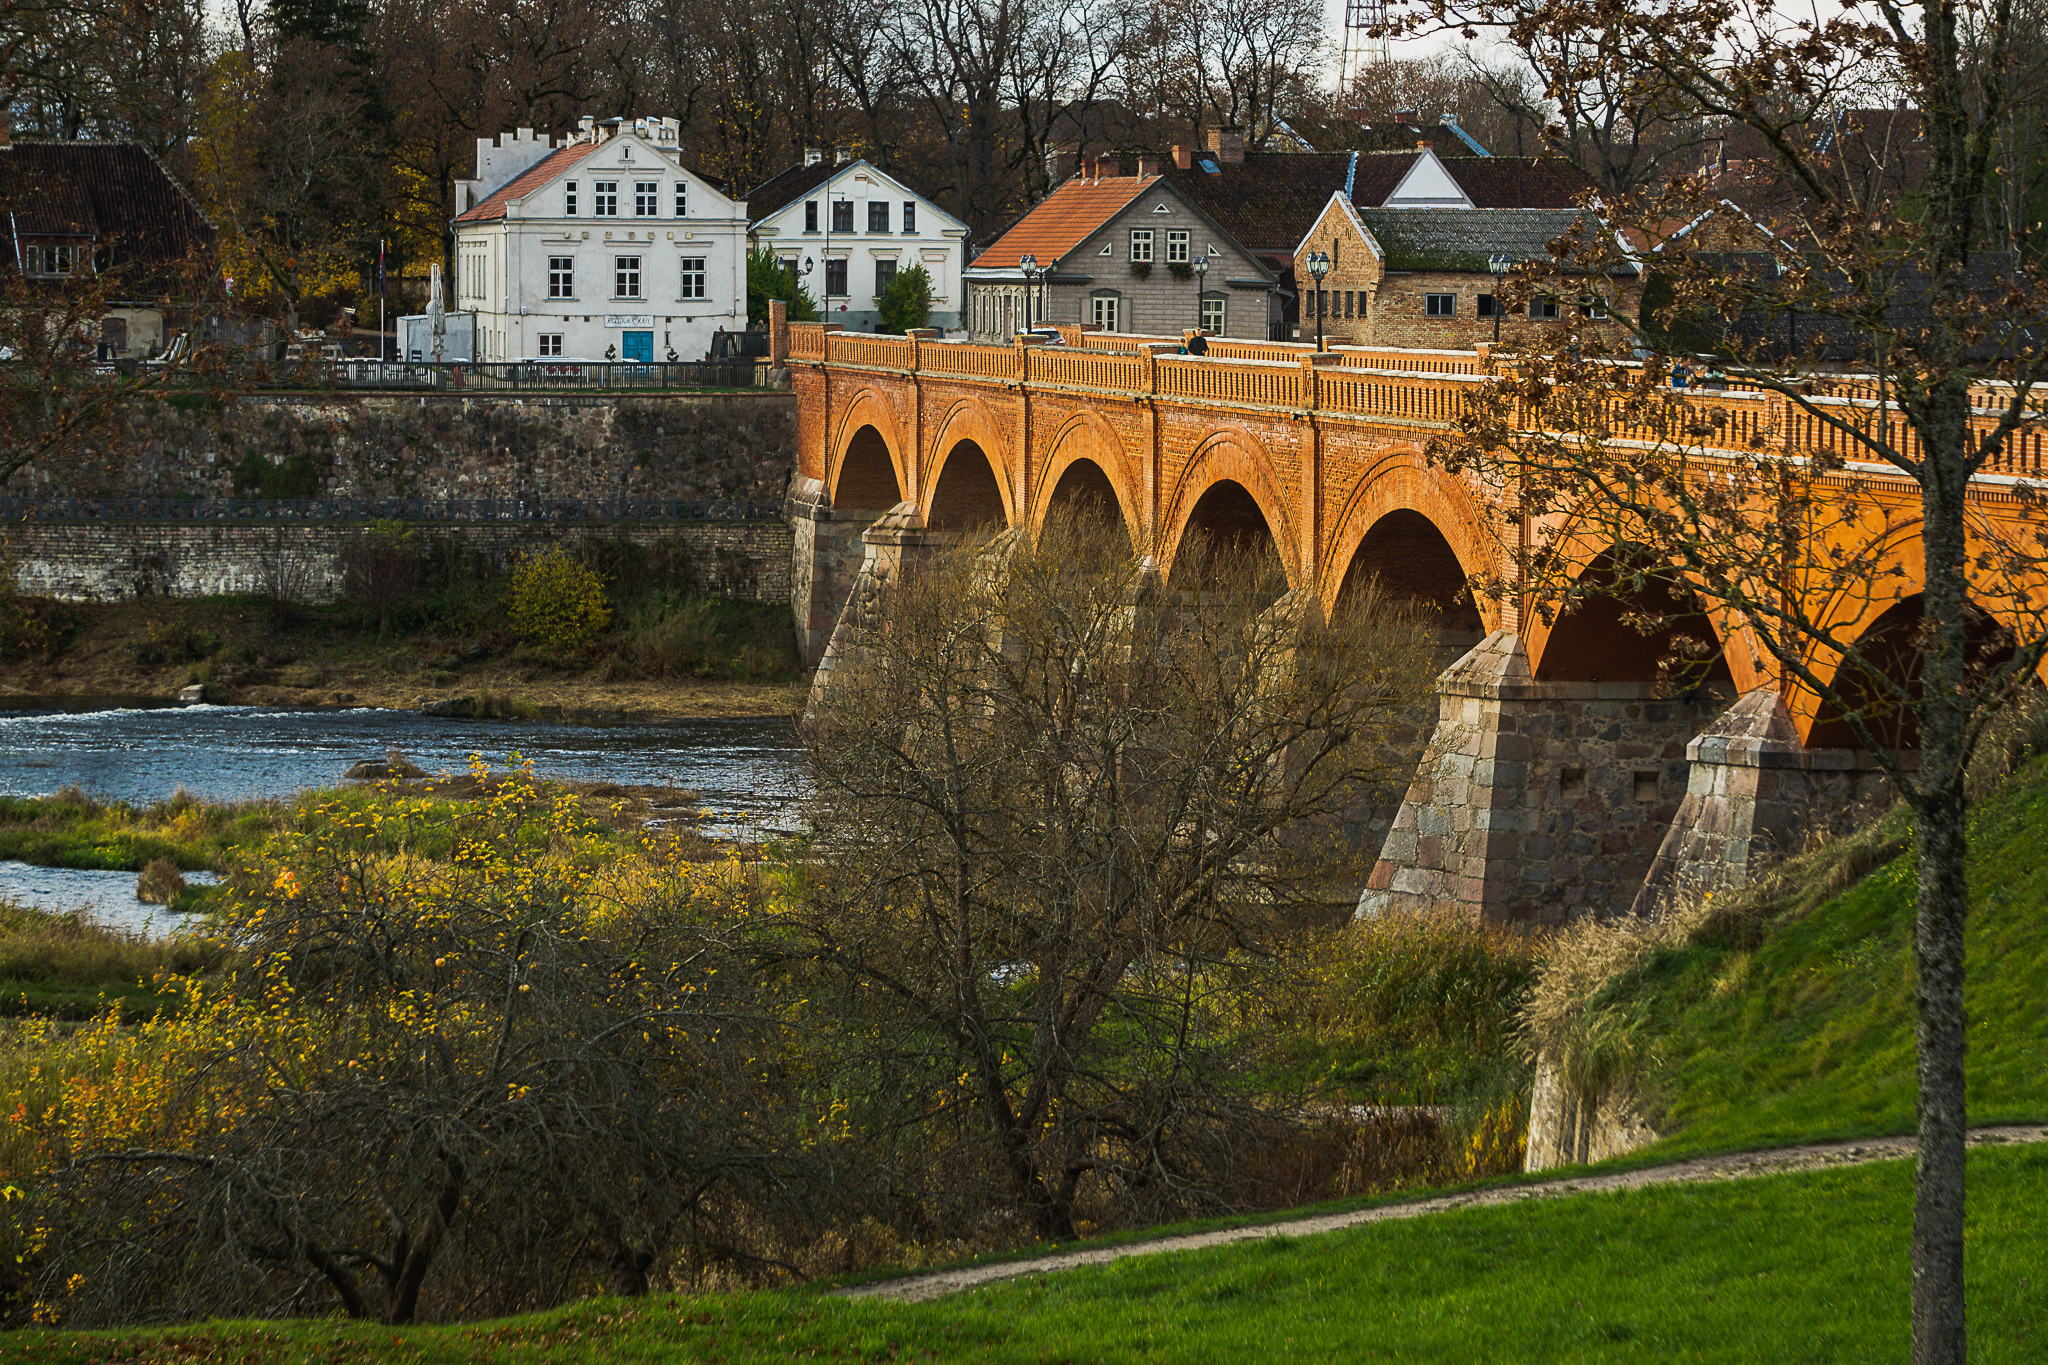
[
  {"left": 1135, "top": 154, "right": 1158, "bottom": 178},
  {"left": 1094, "top": 156, "right": 1121, "bottom": 179},
  {"left": 804, "top": 147, "right": 824, "bottom": 166},
  {"left": 1204, "top": 127, "right": 1245, "bottom": 165},
  {"left": 1394, "top": 109, "right": 1418, "bottom": 125},
  {"left": 0, "top": 116, "right": 10, "bottom": 148},
  {"left": 834, "top": 146, "right": 852, "bottom": 164},
  {"left": 1046, "top": 143, "right": 1078, "bottom": 184},
  {"left": 578, "top": 116, "right": 596, "bottom": 141},
  {"left": 1172, "top": 144, "right": 1192, "bottom": 170}
]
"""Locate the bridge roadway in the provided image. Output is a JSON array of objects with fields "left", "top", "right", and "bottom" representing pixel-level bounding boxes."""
[{"left": 782, "top": 320, "right": 2047, "bottom": 924}]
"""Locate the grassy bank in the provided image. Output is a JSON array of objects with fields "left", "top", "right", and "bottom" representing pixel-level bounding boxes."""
[
  {"left": 1536, "top": 755, "right": 2048, "bottom": 1161},
  {"left": 0, "top": 788, "right": 279, "bottom": 873},
  {"left": 0, "top": 903, "right": 220, "bottom": 1021},
  {"left": 6, "top": 1143, "right": 2042, "bottom": 1362}
]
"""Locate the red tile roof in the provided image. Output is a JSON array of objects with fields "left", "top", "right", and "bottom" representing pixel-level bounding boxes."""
[
  {"left": 455, "top": 140, "right": 603, "bottom": 223},
  {"left": 972, "top": 174, "right": 1159, "bottom": 270}
]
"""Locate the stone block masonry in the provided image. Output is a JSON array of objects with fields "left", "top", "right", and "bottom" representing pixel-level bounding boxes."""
[
  {"left": 9, "top": 520, "right": 792, "bottom": 607},
  {"left": 23, "top": 391, "right": 797, "bottom": 506},
  {"left": 1358, "top": 632, "right": 1737, "bottom": 924}
]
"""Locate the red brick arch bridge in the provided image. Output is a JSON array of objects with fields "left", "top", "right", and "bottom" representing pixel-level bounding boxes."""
[{"left": 784, "top": 322, "right": 2047, "bottom": 924}]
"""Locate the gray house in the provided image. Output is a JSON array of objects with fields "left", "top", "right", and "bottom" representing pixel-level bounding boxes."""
[{"left": 963, "top": 155, "right": 1280, "bottom": 341}]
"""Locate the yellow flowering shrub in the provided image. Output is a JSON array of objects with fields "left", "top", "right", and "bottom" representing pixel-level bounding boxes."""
[{"left": 506, "top": 546, "right": 611, "bottom": 649}]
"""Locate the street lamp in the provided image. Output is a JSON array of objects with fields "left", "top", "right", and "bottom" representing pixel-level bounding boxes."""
[
  {"left": 1191, "top": 253, "right": 1208, "bottom": 336},
  {"left": 1487, "top": 253, "right": 1511, "bottom": 344},
  {"left": 1019, "top": 253, "right": 1040, "bottom": 331},
  {"left": 1304, "top": 250, "right": 1330, "bottom": 351}
]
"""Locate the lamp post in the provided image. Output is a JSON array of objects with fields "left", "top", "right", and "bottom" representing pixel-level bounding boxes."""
[
  {"left": 1019, "top": 253, "right": 1040, "bottom": 331},
  {"left": 1304, "top": 250, "right": 1330, "bottom": 351},
  {"left": 1191, "top": 253, "right": 1208, "bottom": 336},
  {"left": 1487, "top": 252, "right": 1511, "bottom": 344}
]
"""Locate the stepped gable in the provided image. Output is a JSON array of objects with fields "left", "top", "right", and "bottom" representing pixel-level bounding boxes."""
[
  {"left": 0, "top": 141, "right": 214, "bottom": 266},
  {"left": 455, "top": 140, "right": 604, "bottom": 224}
]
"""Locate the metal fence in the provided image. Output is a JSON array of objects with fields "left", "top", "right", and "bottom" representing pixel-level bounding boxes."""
[
  {"left": 310, "top": 359, "right": 765, "bottom": 391},
  {"left": 0, "top": 496, "right": 785, "bottom": 523}
]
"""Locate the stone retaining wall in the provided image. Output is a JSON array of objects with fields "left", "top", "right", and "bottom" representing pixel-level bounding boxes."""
[
  {"left": 8, "top": 520, "right": 792, "bottom": 606},
  {"left": 26, "top": 391, "right": 797, "bottom": 506}
]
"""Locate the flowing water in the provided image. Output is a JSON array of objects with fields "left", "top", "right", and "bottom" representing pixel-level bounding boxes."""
[{"left": 0, "top": 701, "right": 809, "bottom": 935}]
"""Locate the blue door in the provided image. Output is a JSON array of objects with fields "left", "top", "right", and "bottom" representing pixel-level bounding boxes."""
[{"left": 622, "top": 331, "right": 654, "bottom": 361}]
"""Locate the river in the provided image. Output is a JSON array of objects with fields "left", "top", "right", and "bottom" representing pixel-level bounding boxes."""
[{"left": 0, "top": 701, "right": 809, "bottom": 935}]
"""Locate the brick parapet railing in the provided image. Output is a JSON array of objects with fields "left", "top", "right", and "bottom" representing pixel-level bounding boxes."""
[{"left": 789, "top": 322, "right": 2048, "bottom": 478}]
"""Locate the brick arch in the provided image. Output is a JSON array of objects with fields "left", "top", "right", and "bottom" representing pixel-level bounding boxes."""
[
  {"left": 1159, "top": 428, "right": 1300, "bottom": 585},
  {"left": 1031, "top": 411, "right": 1143, "bottom": 544},
  {"left": 923, "top": 398, "right": 1016, "bottom": 529},
  {"left": 1319, "top": 453, "right": 1500, "bottom": 631},
  {"left": 828, "top": 389, "right": 910, "bottom": 510}
]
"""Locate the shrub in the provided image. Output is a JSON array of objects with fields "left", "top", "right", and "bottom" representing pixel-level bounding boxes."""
[
  {"left": 134, "top": 858, "right": 186, "bottom": 905},
  {"left": 339, "top": 521, "right": 423, "bottom": 633},
  {"left": 876, "top": 264, "right": 934, "bottom": 334},
  {"left": 507, "top": 546, "right": 611, "bottom": 649}
]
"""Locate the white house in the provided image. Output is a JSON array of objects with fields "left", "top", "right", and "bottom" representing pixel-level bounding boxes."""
[
  {"left": 746, "top": 151, "right": 969, "bottom": 332},
  {"left": 451, "top": 115, "right": 748, "bottom": 362}
]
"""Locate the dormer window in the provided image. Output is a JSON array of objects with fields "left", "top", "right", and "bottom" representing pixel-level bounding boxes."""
[{"left": 24, "top": 245, "right": 78, "bottom": 276}]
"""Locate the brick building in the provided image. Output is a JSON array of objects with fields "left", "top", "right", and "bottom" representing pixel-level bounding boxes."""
[{"left": 1292, "top": 191, "right": 1638, "bottom": 349}]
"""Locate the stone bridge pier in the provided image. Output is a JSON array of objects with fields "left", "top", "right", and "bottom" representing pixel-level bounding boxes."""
[{"left": 1358, "top": 634, "right": 1898, "bottom": 925}]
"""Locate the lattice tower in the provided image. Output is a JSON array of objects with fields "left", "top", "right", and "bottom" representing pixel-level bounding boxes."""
[{"left": 1339, "top": 0, "right": 1390, "bottom": 95}]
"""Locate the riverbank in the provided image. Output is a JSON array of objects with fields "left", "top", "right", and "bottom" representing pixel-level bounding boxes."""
[{"left": 0, "top": 595, "right": 806, "bottom": 722}]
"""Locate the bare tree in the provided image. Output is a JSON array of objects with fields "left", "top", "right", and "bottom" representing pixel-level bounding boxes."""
[{"left": 792, "top": 515, "right": 1438, "bottom": 1239}]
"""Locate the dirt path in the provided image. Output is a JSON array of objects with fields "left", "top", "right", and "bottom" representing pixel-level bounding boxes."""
[{"left": 839, "top": 1123, "right": 2048, "bottom": 1303}]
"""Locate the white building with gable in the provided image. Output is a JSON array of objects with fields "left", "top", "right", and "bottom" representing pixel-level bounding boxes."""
[
  {"left": 450, "top": 115, "right": 748, "bottom": 362},
  {"left": 746, "top": 151, "right": 969, "bottom": 332}
]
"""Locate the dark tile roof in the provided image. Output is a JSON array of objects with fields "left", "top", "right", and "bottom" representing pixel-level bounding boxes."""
[
  {"left": 1356, "top": 208, "right": 1628, "bottom": 273},
  {"left": 746, "top": 161, "right": 839, "bottom": 223},
  {"left": 1443, "top": 157, "right": 1596, "bottom": 209},
  {"left": 455, "top": 140, "right": 604, "bottom": 223},
  {"left": 1155, "top": 153, "right": 1363, "bottom": 253},
  {"left": 0, "top": 142, "right": 214, "bottom": 268},
  {"left": 1283, "top": 114, "right": 1479, "bottom": 157}
]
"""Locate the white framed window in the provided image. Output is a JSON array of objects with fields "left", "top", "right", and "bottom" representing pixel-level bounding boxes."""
[
  {"left": 538, "top": 334, "right": 563, "bottom": 356},
  {"left": 548, "top": 257, "right": 574, "bottom": 298},
  {"left": 614, "top": 255, "right": 641, "bottom": 298},
  {"left": 805, "top": 201, "right": 818, "bottom": 232},
  {"left": 1579, "top": 295, "right": 1610, "bottom": 318},
  {"left": 594, "top": 181, "right": 618, "bottom": 216},
  {"left": 903, "top": 201, "right": 916, "bottom": 232},
  {"left": 825, "top": 258, "right": 848, "bottom": 296},
  {"left": 1531, "top": 297, "right": 1561, "bottom": 319},
  {"left": 1166, "top": 230, "right": 1189, "bottom": 263},
  {"left": 565, "top": 181, "right": 578, "bottom": 216},
  {"left": 1426, "top": 293, "right": 1456, "bottom": 317},
  {"left": 674, "top": 181, "right": 687, "bottom": 217},
  {"left": 868, "top": 201, "right": 889, "bottom": 233},
  {"left": 831, "top": 200, "right": 854, "bottom": 232},
  {"left": 679, "top": 256, "right": 706, "bottom": 299},
  {"left": 875, "top": 258, "right": 897, "bottom": 295},
  {"left": 1090, "top": 294, "right": 1120, "bottom": 331},
  {"left": 1129, "top": 229, "right": 1152, "bottom": 263},
  {"left": 26, "top": 245, "right": 78, "bottom": 276},
  {"left": 1201, "top": 295, "right": 1225, "bottom": 333},
  {"left": 634, "top": 182, "right": 659, "bottom": 216}
]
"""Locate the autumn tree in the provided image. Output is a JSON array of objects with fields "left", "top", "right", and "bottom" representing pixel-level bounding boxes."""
[
  {"left": 23, "top": 773, "right": 813, "bottom": 1325},
  {"left": 793, "top": 514, "right": 1437, "bottom": 1239},
  {"left": 1402, "top": 0, "right": 2048, "bottom": 1358}
]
